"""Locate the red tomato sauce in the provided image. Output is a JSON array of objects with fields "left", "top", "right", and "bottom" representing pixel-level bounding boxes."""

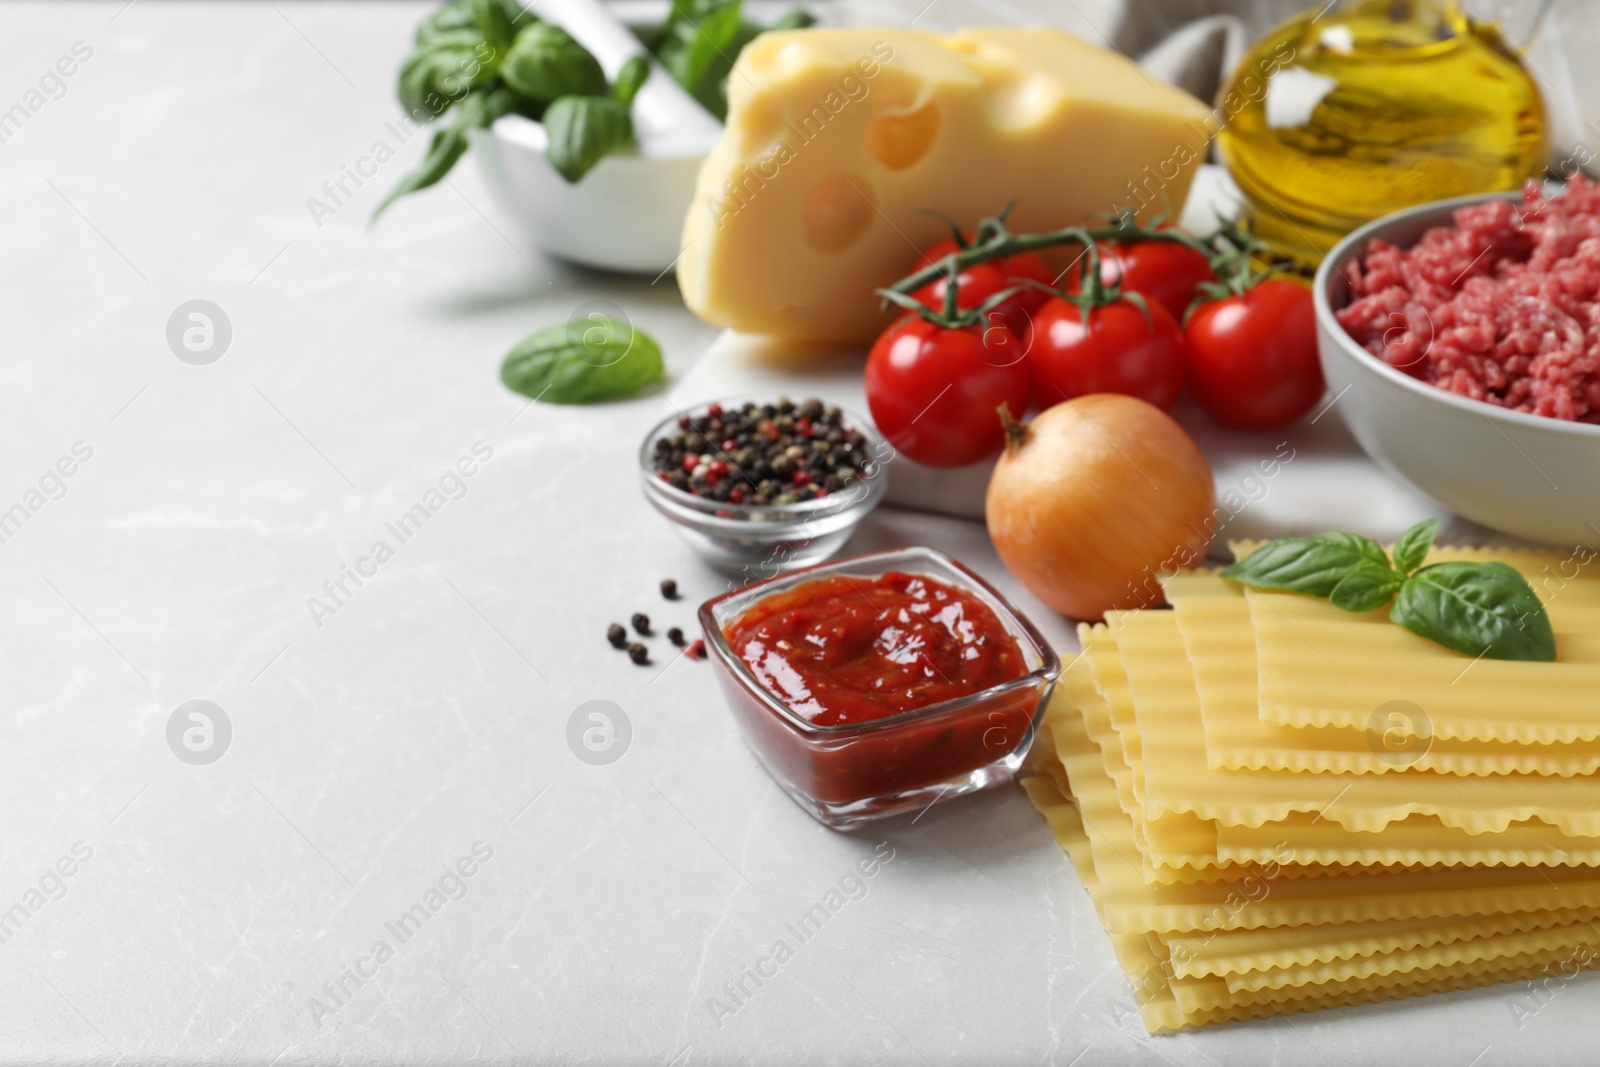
[{"left": 722, "top": 571, "right": 1027, "bottom": 727}]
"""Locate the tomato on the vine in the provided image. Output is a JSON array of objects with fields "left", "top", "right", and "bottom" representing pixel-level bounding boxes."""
[
  {"left": 1068, "top": 238, "right": 1215, "bottom": 323},
  {"left": 878, "top": 205, "right": 1320, "bottom": 436},
  {"left": 865, "top": 313, "right": 1032, "bottom": 467},
  {"left": 1027, "top": 296, "right": 1188, "bottom": 412},
  {"left": 1185, "top": 279, "right": 1322, "bottom": 429},
  {"left": 910, "top": 238, "right": 1052, "bottom": 342}
]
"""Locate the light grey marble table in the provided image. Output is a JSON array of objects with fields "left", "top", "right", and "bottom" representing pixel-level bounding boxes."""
[{"left": 2, "top": 3, "right": 1595, "bottom": 1064}]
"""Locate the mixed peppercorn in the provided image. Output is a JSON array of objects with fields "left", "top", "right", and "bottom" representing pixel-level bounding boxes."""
[
  {"left": 649, "top": 397, "right": 873, "bottom": 512},
  {"left": 609, "top": 578, "right": 706, "bottom": 666}
]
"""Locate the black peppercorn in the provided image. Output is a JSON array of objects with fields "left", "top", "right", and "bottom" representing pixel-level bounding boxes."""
[
  {"left": 648, "top": 396, "right": 870, "bottom": 518},
  {"left": 606, "top": 623, "right": 627, "bottom": 649},
  {"left": 660, "top": 579, "right": 678, "bottom": 600},
  {"left": 627, "top": 643, "right": 649, "bottom": 665},
  {"left": 667, "top": 627, "right": 685, "bottom": 646},
  {"left": 631, "top": 612, "right": 651, "bottom": 635}
]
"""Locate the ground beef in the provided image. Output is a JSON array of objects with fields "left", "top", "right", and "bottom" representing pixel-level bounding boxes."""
[{"left": 1336, "top": 175, "right": 1600, "bottom": 423}]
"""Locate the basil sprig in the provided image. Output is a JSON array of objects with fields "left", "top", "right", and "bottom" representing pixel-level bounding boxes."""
[
  {"left": 500, "top": 316, "right": 664, "bottom": 404},
  {"left": 377, "top": 0, "right": 813, "bottom": 219},
  {"left": 374, "top": 87, "right": 519, "bottom": 219},
  {"left": 1221, "top": 518, "right": 1556, "bottom": 662},
  {"left": 644, "top": 1, "right": 814, "bottom": 121},
  {"left": 377, "top": 0, "right": 637, "bottom": 218}
]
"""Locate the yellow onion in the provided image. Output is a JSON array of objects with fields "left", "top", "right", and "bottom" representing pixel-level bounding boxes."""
[{"left": 986, "top": 395, "right": 1216, "bottom": 620}]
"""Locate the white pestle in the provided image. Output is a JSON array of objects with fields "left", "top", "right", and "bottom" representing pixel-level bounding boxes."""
[{"left": 522, "top": 0, "right": 723, "bottom": 152}]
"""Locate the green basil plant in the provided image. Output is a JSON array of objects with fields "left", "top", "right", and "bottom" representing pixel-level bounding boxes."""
[{"left": 375, "top": 0, "right": 812, "bottom": 219}]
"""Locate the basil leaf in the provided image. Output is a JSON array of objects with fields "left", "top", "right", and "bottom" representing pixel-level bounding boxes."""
[
  {"left": 410, "top": 27, "right": 492, "bottom": 55},
  {"left": 420, "top": 0, "right": 525, "bottom": 46},
  {"left": 543, "top": 95, "right": 634, "bottom": 183},
  {"left": 372, "top": 123, "right": 468, "bottom": 221},
  {"left": 473, "top": 86, "right": 520, "bottom": 124},
  {"left": 1328, "top": 564, "right": 1404, "bottom": 613},
  {"left": 374, "top": 89, "right": 515, "bottom": 221},
  {"left": 466, "top": 0, "right": 517, "bottom": 56},
  {"left": 500, "top": 318, "right": 665, "bottom": 404},
  {"left": 646, "top": 0, "right": 807, "bottom": 120},
  {"left": 769, "top": 8, "right": 817, "bottom": 30},
  {"left": 416, "top": 0, "right": 480, "bottom": 46},
  {"left": 399, "top": 42, "right": 493, "bottom": 119},
  {"left": 1392, "top": 517, "right": 1440, "bottom": 577},
  {"left": 1221, "top": 532, "right": 1393, "bottom": 599},
  {"left": 495, "top": 0, "right": 533, "bottom": 29},
  {"left": 501, "top": 23, "right": 608, "bottom": 104},
  {"left": 398, "top": 50, "right": 441, "bottom": 119},
  {"left": 612, "top": 55, "right": 651, "bottom": 107},
  {"left": 1390, "top": 562, "right": 1556, "bottom": 662},
  {"left": 683, "top": 18, "right": 763, "bottom": 120},
  {"left": 658, "top": 0, "right": 745, "bottom": 104}
]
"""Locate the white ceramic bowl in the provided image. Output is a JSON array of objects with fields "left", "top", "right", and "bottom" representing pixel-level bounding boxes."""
[
  {"left": 1315, "top": 191, "right": 1600, "bottom": 547},
  {"left": 469, "top": 117, "right": 715, "bottom": 275}
]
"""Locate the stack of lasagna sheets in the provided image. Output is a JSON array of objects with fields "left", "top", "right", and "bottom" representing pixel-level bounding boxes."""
[{"left": 1024, "top": 544, "right": 1600, "bottom": 1032}]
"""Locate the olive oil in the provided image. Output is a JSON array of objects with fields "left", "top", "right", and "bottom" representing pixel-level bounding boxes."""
[{"left": 1216, "top": 0, "right": 1546, "bottom": 265}]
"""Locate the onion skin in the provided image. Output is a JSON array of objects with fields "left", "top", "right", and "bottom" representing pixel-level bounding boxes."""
[{"left": 985, "top": 394, "right": 1216, "bottom": 621}]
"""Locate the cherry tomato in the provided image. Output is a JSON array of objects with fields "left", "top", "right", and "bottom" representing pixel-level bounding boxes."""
[
  {"left": 1027, "top": 296, "right": 1187, "bottom": 411},
  {"left": 1069, "top": 239, "right": 1215, "bottom": 323},
  {"left": 910, "top": 239, "right": 1052, "bottom": 343},
  {"left": 1185, "top": 279, "right": 1322, "bottom": 429},
  {"left": 865, "top": 314, "right": 1032, "bottom": 467},
  {"left": 991, "top": 247, "right": 1052, "bottom": 340}
]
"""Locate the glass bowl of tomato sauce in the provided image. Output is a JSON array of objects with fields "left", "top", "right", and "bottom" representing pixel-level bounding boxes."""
[{"left": 698, "top": 547, "right": 1062, "bottom": 830}]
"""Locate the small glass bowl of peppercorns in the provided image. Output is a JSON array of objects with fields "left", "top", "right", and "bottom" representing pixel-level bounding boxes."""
[{"left": 639, "top": 395, "right": 889, "bottom": 576}]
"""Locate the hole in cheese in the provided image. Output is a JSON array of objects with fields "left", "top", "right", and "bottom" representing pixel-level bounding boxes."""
[
  {"left": 801, "top": 173, "right": 875, "bottom": 253},
  {"left": 866, "top": 103, "right": 940, "bottom": 170}
]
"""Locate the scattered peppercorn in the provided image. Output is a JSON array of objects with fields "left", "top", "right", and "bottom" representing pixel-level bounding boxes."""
[
  {"left": 687, "top": 638, "right": 706, "bottom": 660},
  {"left": 647, "top": 396, "right": 872, "bottom": 515},
  {"left": 660, "top": 579, "right": 678, "bottom": 600},
  {"left": 606, "top": 623, "right": 627, "bottom": 649},
  {"left": 667, "top": 627, "right": 685, "bottom": 647},
  {"left": 631, "top": 612, "right": 651, "bottom": 635},
  {"left": 627, "top": 643, "right": 650, "bottom": 665}
]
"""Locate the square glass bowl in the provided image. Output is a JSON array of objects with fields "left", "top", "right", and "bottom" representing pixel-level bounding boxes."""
[
  {"left": 639, "top": 397, "right": 889, "bottom": 578},
  {"left": 698, "top": 547, "right": 1062, "bottom": 830}
]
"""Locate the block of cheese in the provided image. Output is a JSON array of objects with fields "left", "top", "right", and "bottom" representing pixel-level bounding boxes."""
[{"left": 677, "top": 27, "right": 1212, "bottom": 343}]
